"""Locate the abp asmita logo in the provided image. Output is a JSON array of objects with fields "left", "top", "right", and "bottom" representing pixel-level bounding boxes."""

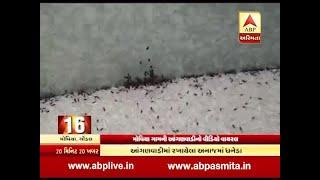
[{"left": 239, "top": 12, "right": 261, "bottom": 44}]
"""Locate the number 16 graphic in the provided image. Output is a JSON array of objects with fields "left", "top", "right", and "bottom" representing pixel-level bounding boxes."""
[{"left": 58, "top": 115, "right": 91, "bottom": 134}]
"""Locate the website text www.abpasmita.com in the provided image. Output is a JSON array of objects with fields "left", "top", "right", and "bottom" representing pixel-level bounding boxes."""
[{"left": 67, "top": 161, "right": 251, "bottom": 172}]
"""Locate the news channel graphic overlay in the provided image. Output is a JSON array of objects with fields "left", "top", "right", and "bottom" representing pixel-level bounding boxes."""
[
  {"left": 40, "top": 133, "right": 280, "bottom": 178},
  {"left": 58, "top": 115, "right": 91, "bottom": 134},
  {"left": 239, "top": 11, "right": 261, "bottom": 44}
]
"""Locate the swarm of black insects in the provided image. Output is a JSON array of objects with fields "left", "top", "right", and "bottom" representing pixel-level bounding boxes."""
[{"left": 123, "top": 46, "right": 170, "bottom": 89}]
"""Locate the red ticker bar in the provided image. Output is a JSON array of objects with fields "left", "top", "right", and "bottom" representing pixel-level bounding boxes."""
[
  {"left": 40, "top": 156, "right": 279, "bottom": 178},
  {"left": 100, "top": 134, "right": 280, "bottom": 144}
]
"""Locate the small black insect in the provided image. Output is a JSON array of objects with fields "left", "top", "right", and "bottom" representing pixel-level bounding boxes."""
[
  {"left": 242, "top": 106, "right": 246, "bottom": 109},
  {"left": 258, "top": 97, "right": 263, "bottom": 100},
  {"left": 148, "top": 58, "right": 150, "bottom": 62},
  {"left": 240, "top": 93, "right": 244, "bottom": 96},
  {"left": 245, "top": 102, "right": 248, "bottom": 105},
  {"left": 150, "top": 107, "right": 154, "bottom": 112},
  {"left": 146, "top": 46, "right": 149, "bottom": 50},
  {"left": 224, "top": 87, "right": 227, "bottom": 90},
  {"left": 96, "top": 119, "right": 99, "bottom": 122},
  {"left": 111, "top": 91, "right": 114, "bottom": 94},
  {"left": 152, "top": 126, "right": 155, "bottom": 129},
  {"left": 232, "top": 124, "right": 236, "bottom": 128},
  {"left": 194, "top": 93, "right": 197, "bottom": 96},
  {"left": 103, "top": 107, "right": 106, "bottom": 111},
  {"left": 200, "top": 87, "right": 203, "bottom": 91},
  {"left": 157, "top": 115, "right": 159, "bottom": 119},
  {"left": 161, "top": 90, "right": 163, "bottom": 93},
  {"left": 179, "top": 111, "right": 182, "bottom": 114},
  {"left": 208, "top": 109, "right": 211, "bottom": 112},
  {"left": 241, "top": 80, "right": 247, "bottom": 83},
  {"left": 172, "top": 129, "right": 179, "bottom": 133},
  {"left": 233, "top": 108, "right": 237, "bottom": 111},
  {"left": 100, "top": 127, "right": 104, "bottom": 131},
  {"left": 186, "top": 90, "right": 189, "bottom": 94},
  {"left": 170, "top": 107, "right": 173, "bottom": 111},
  {"left": 114, "top": 99, "right": 117, "bottom": 102},
  {"left": 196, "top": 122, "right": 199, "bottom": 126},
  {"left": 239, "top": 127, "right": 243, "bottom": 132},
  {"left": 186, "top": 102, "right": 189, "bottom": 106},
  {"left": 251, "top": 116, "right": 255, "bottom": 120},
  {"left": 257, "top": 82, "right": 262, "bottom": 85},
  {"left": 219, "top": 108, "right": 222, "bottom": 111},
  {"left": 265, "top": 81, "right": 269, "bottom": 85},
  {"left": 139, "top": 61, "right": 142, "bottom": 64}
]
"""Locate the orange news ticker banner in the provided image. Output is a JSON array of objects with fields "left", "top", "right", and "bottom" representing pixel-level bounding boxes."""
[{"left": 40, "top": 134, "right": 280, "bottom": 178}]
